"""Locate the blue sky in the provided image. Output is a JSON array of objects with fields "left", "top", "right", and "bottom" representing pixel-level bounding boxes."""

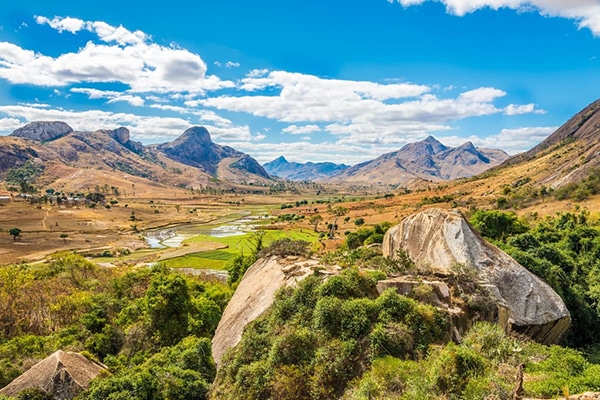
[{"left": 1, "top": 0, "right": 599, "bottom": 164}]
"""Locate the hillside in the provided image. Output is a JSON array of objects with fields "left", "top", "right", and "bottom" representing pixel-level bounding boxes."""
[
  {"left": 263, "top": 156, "right": 349, "bottom": 181},
  {"left": 503, "top": 98, "right": 600, "bottom": 188},
  {"left": 328, "top": 136, "right": 508, "bottom": 186},
  {"left": 0, "top": 122, "right": 271, "bottom": 193}
]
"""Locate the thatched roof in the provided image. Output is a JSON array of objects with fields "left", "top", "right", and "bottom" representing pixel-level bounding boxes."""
[{"left": 0, "top": 350, "right": 107, "bottom": 399}]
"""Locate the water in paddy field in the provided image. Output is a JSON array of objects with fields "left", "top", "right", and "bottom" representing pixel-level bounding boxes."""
[{"left": 143, "top": 213, "right": 267, "bottom": 248}]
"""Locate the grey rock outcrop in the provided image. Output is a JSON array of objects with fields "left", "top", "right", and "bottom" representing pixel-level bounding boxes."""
[
  {"left": 0, "top": 350, "right": 107, "bottom": 399},
  {"left": 157, "top": 126, "right": 269, "bottom": 178},
  {"left": 109, "top": 127, "right": 130, "bottom": 144},
  {"left": 11, "top": 121, "right": 73, "bottom": 142},
  {"left": 211, "top": 256, "right": 340, "bottom": 365},
  {"left": 382, "top": 208, "right": 570, "bottom": 344}
]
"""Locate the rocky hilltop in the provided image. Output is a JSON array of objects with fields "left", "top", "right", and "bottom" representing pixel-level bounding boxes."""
[
  {"left": 263, "top": 156, "right": 349, "bottom": 181},
  {"left": 329, "top": 136, "right": 508, "bottom": 186},
  {"left": 10, "top": 121, "right": 73, "bottom": 142},
  {"left": 383, "top": 208, "right": 570, "bottom": 344},
  {"left": 155, "top": 126, "right": 269, "bottom": 178}
]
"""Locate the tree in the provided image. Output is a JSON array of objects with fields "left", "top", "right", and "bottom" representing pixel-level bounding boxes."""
[
  {"left": 60, "top": 233, "right": 68, "bottom": 243},
  {"left": 309, "top": 214, "right": 324, "bottom": 232},
  {"left": 354, "top": 218, "right": 365, "bottom": 227},
  {"left": 328, "top": 206, "right": 348, "bottom": 238},
  {"left": 6, "top": 160, "right": 43, "bottom": 194},
  {"left": 8, "top": 228, "right": 21, "bottom": 241}
]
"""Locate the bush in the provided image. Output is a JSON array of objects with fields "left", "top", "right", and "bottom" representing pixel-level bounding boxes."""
[{"left": 258, "top": 238, "right": 310, "bottom": 258}]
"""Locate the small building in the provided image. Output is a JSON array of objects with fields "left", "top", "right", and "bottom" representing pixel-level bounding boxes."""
[{"left": 0, "top": 196, "right": 10, "bottom": 204}]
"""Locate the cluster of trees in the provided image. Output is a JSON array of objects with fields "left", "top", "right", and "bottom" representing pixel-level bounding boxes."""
[
  {"left": 213, "top": 267, "right": 600, "bottom": 399},
  {"left": 0, "top": 253, "right": 232, "bottom": 399},
  {"left": 212, "top": 269, "right": 450, "bottom": 399},
  {"left": 470, "top": 209, "right": 600, "bottom": 348}
]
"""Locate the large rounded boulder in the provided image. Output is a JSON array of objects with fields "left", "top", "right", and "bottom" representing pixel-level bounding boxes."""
[{"left": 382, "top": 208, "right": 570, "bottom": 344}]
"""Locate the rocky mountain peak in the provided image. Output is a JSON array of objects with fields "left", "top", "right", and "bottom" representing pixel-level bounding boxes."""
[
  {"left": 109, "top": 127, "right": 130, "bottom": 144},
  {"left": 178, "top": 126, "right": 213, "bottom": 146},
  {"left": 10, "top": 121, "right": 73, "bottom": 142}
]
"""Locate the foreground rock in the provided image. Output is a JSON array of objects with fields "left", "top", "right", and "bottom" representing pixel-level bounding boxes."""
[
  {"left": 382, "top": 208, "right": 570, "bottom": 344},
  {"left": 0, "top": 350, "right": 107, "bottom": 399},
  {"left": 211, "top": 256, "right": 340, "bottom": 365}
]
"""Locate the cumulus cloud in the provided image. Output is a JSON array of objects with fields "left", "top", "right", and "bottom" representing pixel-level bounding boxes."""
[
  {"left": 390, "top": 0, "right": 600, "bottom": 36},
  {"left": 201, "top": 70, "right": 542, "bottom": 147},
  {"left": 505, "top": 103, "right": 545, "bottom": 115},
  {"left": 0, "top": 117, "right": 23, "bottom": 132},
  {"left": 440, "top": 126, "right": 558, "bottom": 154},
  {"left": 225, "top": 61, "right": 240, "bottom": 68},
  {"left": 0, "top": 16, "right": 233, "bottom": 93},
  {"left": 71, "top": 88, "right": 145, "bottom": 106},
  {"left": 282, "top": 124, "right": 322, "bottom": 135}
]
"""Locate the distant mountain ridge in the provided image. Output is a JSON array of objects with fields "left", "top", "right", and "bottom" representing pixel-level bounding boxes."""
[
  {"left": 328, "top": 136, "right": 509, "bottom": 186},
  {"left": 263, "top": 156, "right": 349, "bottom": 181},
  {"left": 0, "top": 122, "right": 271, "bottom": 191}
]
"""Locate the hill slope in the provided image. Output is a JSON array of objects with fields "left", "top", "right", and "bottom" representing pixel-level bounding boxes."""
[{"left": 503, "top": 98, "right": 600, "bottom": 188}]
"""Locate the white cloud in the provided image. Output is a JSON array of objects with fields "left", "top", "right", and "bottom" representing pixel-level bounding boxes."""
[
  {"left": 35, "top": 16, "right": 86, "bottom": 34},
  {"left": 0, "top": 104, "right": 260, "bottom": 145},
  {"left": 71, "top": 88, "right": 145, "bottom": 106},
  {"left": 505, "top": 103, "right": 545, "bottom": 115},
  {"left": 0, "top": 104, "right": 191, "bottom": 142},
  {"left": 440, "top": 126, "right": 558, "bottom": 154},
  {"left": 0, "top": 117, "right": 23, "bottom": 132},
  {"left": 391, "top": 0, "right": 600, "bottom": 36},
  {"left": 0, "top": 16, "right": 233, "bottom": 93},
  {"left": 282, "top": 124, "right": 322, "bottom": 135},
  {"left": 225, "top": 61, "right": 240, "bottom": 68},
  {"left": 200, "top": 69, "right": 542, "bottom": 152}
]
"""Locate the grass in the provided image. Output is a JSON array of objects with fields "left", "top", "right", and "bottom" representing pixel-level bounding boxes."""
[{"left": 163, "top": 228, "right": 320, "bottom": 270}]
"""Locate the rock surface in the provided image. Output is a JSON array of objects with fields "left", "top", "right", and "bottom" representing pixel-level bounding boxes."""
[
  {"left": 157, "top": 126, "right": 269, "bottom": 178},
  {"left": 11, "top": 121, "right": 73, "bottom": 142},
  {"left": 382, "top": 208, "right": 570, "bottom": 344},
  {"left": 211, "top": 256, "right": 340, "bottom": 365},
  {"left": 108, "top": 127, "right": 130, "bottom": 144},
  {"left": 0, "top": 350, "right": 107, "bottom": 399}
]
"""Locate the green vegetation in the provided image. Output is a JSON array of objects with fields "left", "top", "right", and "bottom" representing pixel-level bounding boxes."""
[
  {"left": 344, "top": 323, "right": 600, "bottom": 399},
  {"left": 554, "top": 168, "right": 600, "bottom": 202},
  {"left": 344, "top": 222, "right": 392, "bottom": 251},
  {"left": 0, "top": 253, "right": 232, "bottom": 399},
  {"left": 212, "top": 269, "right": 450, "bottom": 399},
  {"left": 5, "top": 160, "right": 43, "bottom": 193},
  {"left": 163, "top": 228, "right": 318, "bottom": 271},
  {"left": 470, "top": 209, "right": 600, "bottom": 347}
]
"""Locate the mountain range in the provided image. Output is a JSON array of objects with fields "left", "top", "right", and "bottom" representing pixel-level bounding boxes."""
[
  {"left": 328, "top": 136, "right": 508, "bottom": 186},
  {"left": 263, "top": 156, "right": 350, "bottom": 181},
  {"left": 263, "top": 137, "right": 509, "bottom": 186},
  {"left": 0, "top": 122, "right": 270, "bottom": 192}
]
